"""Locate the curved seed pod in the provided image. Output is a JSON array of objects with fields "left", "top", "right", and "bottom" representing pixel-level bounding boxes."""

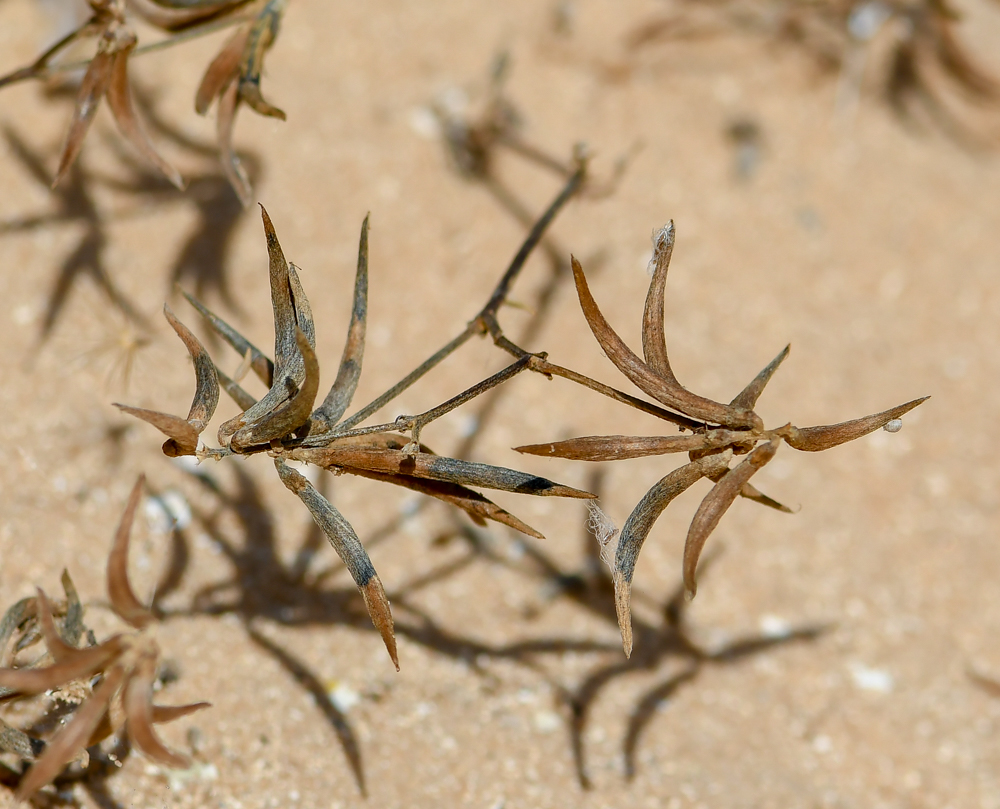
[
  {"left": 783, "top": 396, "right": 929, "bottom": 452},
  {"left": 113, "top": 404, "right": 200, "bottom": 457},
  {"left": 237, "top": 0, "right": 287, "bottom": 119},
  {"left": 613, "top": 453, "right": 731, "bottom": 657},
  {"left": 59, "top": 570, "right": 84, "bottom": 649},
  {"left": 230, "top": 327, "right": 319, "bottom": 451},
  {"left": 347, "top": 467, "right": 544, "bottom": 539},
  {"left": 164, "top": 304, "right": 220, "bottom": 430},
  {"left": 736, "top": 481, "right": 792, "bottom": 513},
  {"left": 195, "top": 26, "right": 248, "bottom": 115},
  {"left": 515, "top": 430, "right": 746, "bottom": 462},
  {"left": 87, "top": 698, "right": 210, "bottom": 749},
  {"left": 261, "top": 204, "right": 301, "bottom": 378},
  {"left": 731, "top": 345, "right": 790, "bottom": 410},
  {"left": 311, "top": 215, "right": 370, "bottom": 433},
  {"left": 683, "top": 438, "right": 780, "bottom": 600},
  {"left": 181, "top": 289, "right": 273, "bottom": 386},
  {"left": 116, "top": 305, "right": 219, "bottom": 456},
  {"left": 34, "top": 589, "right": 78, "bottom": 663},
  {"left": 107, "top": 476, "right": 156, "bottom": 629},
  {"left": 216, "top": 78, "right": 252, "bottom": 206},
  {"left": 123, "top": 653, "right": 191, "bottom": 769},
  {"left": 220, "top": 207, "right": 302, "bottom": 443},
  {"left": 571, "top": 257, "right": 762, "bottom": 430},
  {"left": 640, "top": 222, "right": 678, "bottom": 381},
  {"left": 0, "top": 636, "right": 124, "bottom": 696},
  {"left": 274, "top": 460, "right": 398, "bottom": 670},
  {"left": 293, "top": 445, "right": 595, "bottom": 499},
  {"left": 151, "top": 701, "right": 212, "bottom": 724},
  {"left": 14, "top": 665, "right": 126, "bottom": 802},
  {"left": 128, "top": 0, "right": 245, "bottom": 30},
  {"left": 53, "top": 48, "right": 114, "bottom": 187},
  {"left": 106, "top": 46, "right": 184, "bottom": 189}
]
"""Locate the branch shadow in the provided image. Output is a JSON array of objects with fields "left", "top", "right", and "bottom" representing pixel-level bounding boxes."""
[
  {"left": 1, "top": 123, "right": 258, "bottom": 356},
  {"left": 620, "top": 1, "right": 1000, "bottom": 146},
  {"left": 0, "top": 126, "right": 149, "bottom": 346},
  {"left": 447, "top": 491, "right": 830, "bottom": 788},
  {"left": 109, "top": 86, "right": 264, "bottom": 310},
  {"left": 158, "top": 456, "right": 826, "bottom": 792}
]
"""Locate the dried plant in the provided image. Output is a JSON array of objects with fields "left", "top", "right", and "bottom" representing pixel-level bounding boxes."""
[
  {"left": 115, "top": 177, "right": 615, "bottom": 670},
  {"left": 626, "top": 0, "right": 1000, "bottom": 137},
  {"left": 516, "top": 223, "right": 928, "bottom": 656},
  {"left": 0, "top": 477, "right": 209, "bottom": 804},
  {"left": 0, "top": 0, "right": 286, "bottom": 202}
]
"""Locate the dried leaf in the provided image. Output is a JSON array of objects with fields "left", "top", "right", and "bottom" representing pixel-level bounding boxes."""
[
  {"left": 150, "top": 701, "right": 212, "bottom": 724},
  {"left": 216, "top": 78, "right": 252, "bottom": 206},
  {"left": 515, "top": 431, "right": 745, "bottom": 461},
  {"left": 53, "top": 49, "right": 114, "bottom": 187},
  {"left": 128, "top": 0, "right": 246, "bottom": 30},
  {"left": 123, "top": 653, "right": 190, "bottom": 769},
  {"left": 640, "top": 222, "right": 678, "bottom": 381},
  {"left": 0, "top": 636, "right": 124, "bottom": 696},
  {"left": 106, "top": 47, "right": 184, "bottom": 189},
  {"left": 274, "top": 460, "right": 398, "bottom": 670},
  {"left": 730, "top": 345, "right": 790, "bottom": 410},
  {"left": 230, "top": 326, "right": 319, "bottom": 451},
  {"left": 347, "top": 467, "right": 544, "bottom": 538},
  {"left": 782, "top": 397, "right": 929, "bottom": 452},
  {"left": 164, "top": 304, "right": 220, "bottom": 429},
  {"left": 58, "top": 570, "right": 84, "bottom": 649},
  {"left": 220, "top": 207, "right": 304, "bottom": 443},
  {"left": 237, "top": 0, "right": 287, "bottom": 120},
  {"left": 736, "top": 481, "right": 792, "bottom": 513},
  {"left": 14, "top": 666, "right": 126, "bottom": 802},
  {"left": 195, "top": 26, "right": 248, "bottom": 114},
  {"left": 683, "top": 438, "right": 780, "bottom": 599},
  {"left": 311, "top": 215, "right": 370, "bottom": 432},
  {"left": 295, "top": 445, "right": 595, "bottom": 499},
  {"left": 613, "top": 453, "right": 731, "bottom": 656},
  {"left": 107, "top": 475, "right": 155, "bottom": 630},
  {"left": 571, "top": 256, "right": 761, "bottom": 430},
  {"left": 113, "top": 403, "right": 200, "bottom": 456},
  {"left": 33, "top": 589, "right": 78, "bottom": 664}
]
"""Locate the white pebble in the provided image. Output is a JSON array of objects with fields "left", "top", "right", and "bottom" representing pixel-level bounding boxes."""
[{"left": 849, "top": 663, "right": 894, "bottom": 693}]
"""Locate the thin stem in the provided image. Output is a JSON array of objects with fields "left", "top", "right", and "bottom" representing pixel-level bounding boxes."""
[
  {"left": 335, "top": 328, "right": 478, "bottom": 433},
  {"left": 20, "top": 15, "right": 250, "bottom": 85},
  {"left": 530, "top": 357, "right": 706, "bottom": 431},
  {"left": 395, "top": 354, "right": 532, "bottom": 446},
  {"left": 480, "top": 162, "right": 585, "bottom": 321},
  {"left": 334, "top": 161, "right": 586, "bottom": 433}
]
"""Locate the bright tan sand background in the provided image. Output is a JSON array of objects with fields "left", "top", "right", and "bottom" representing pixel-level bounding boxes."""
[{"left": 2, "top": 2, "right": 1000, "bottom": 807}]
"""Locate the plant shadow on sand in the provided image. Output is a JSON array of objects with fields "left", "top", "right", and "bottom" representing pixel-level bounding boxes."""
[
  {"left": 154, "top": 460, "right": 826, "bottom": 792},
  {"left": 0, "top": 84, "right": 260, "bottom": 354}
]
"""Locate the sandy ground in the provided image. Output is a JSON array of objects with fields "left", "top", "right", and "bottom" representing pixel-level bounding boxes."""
[{"left": 2, "top": 1, "right": 1000, "bottom": 807}]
